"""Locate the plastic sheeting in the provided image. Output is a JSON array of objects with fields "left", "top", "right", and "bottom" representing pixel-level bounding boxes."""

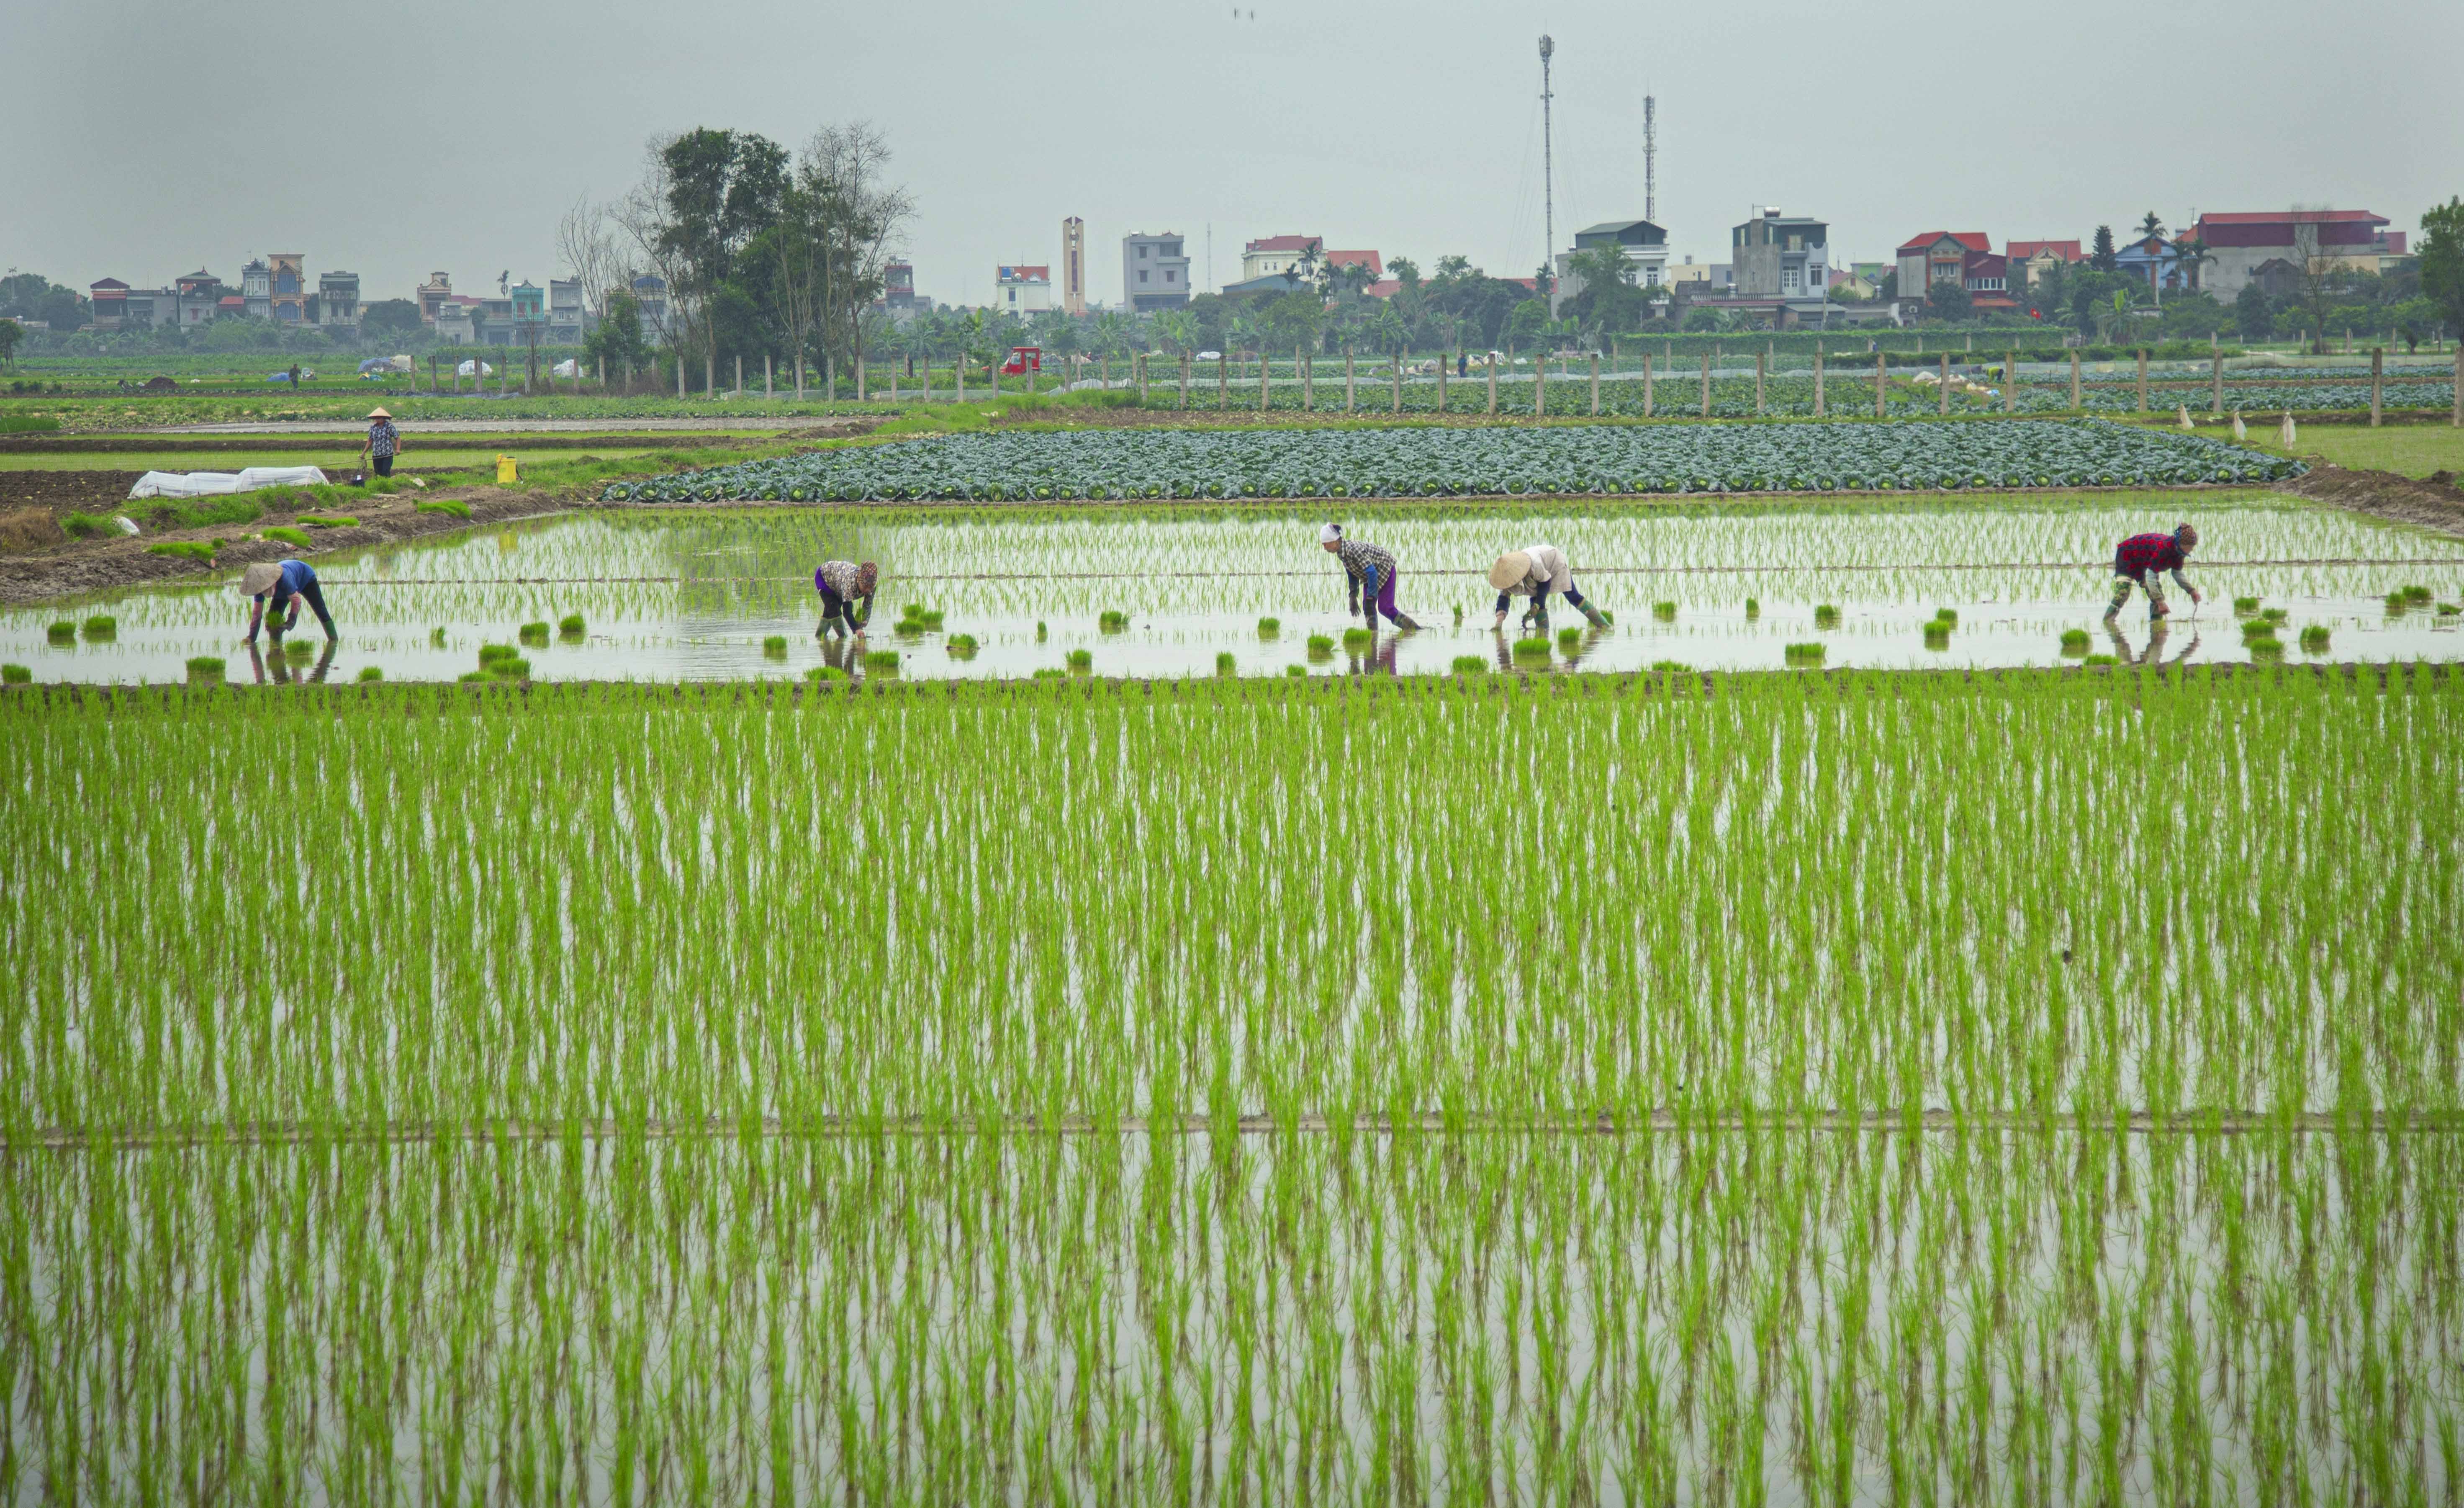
[{"left": 128, "top": 466, "right": 330, "bottom": 499}]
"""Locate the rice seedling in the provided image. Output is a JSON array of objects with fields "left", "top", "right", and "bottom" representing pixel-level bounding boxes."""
[
  {"left": 486, "top": 654, "right": 532, "bottom": 679},
  {"left": 357, "top": 665, "right": 382, "bottom": 682},
  {"left": 1066, "top": 648, "right": 1093, "bottom": 670},
  {"left": 1783, "top": 640, "right": 1825, "bottom": 663},
  {"left": 862, "top": 648, "right": 900, "bottom": 672},
  {"left": 2260, "top": 605, "right": 2289, "bottom": 623},
  {"left": 2059, "top": 628, "right": 2091, "bottom": 654},
  {"left": 1652, "top": 600, "right": 1678, "bottom": 620},
  {"left": 477, "top": 642, "right": 519, "bottom": 665},
  {"left": 1036, "top": 620, "right": 1049, "bottom": 640},
  {"left": 1342, "top": 626, "right": 1374, "bottom": 649},
  {"left": 807, "top": 664, "right": 847, "bottom": 681},
  {"left": 144, "top": 540, "right": 216, "bottom": 562},
  {"left": 296, "top": 513, "right": 357, "bottom": 528},
  {"left": 1556, "top": 625, "right": 1583, "bottom": 649},
  {"left": 1450, "top": 654, "right": 1487, "bottom": 673},
  {"left": 1932, "top": 607, "right": 1959, "bottom": 627},
  {"left": 2246, "top": 631, "right": 2284, "bottom": 656},
  {"left": 1814, "top": 603, "right": 1841, "bottom": 628},
  {"left": 1099, "top": 610, "right": 1130, "bottom": 633},
  {"left": 948, "top": 633, "right": 980, "bottom": 658},
  {"left": 415, "top": 499, "right": 473, "bottom": 520},
  {"left": 1650, "top": 658, "right": 1693, "bottom": 671},
  {"left": 1214, "top": 650, "right": 1236, "bottom": 674},
  {"left": 1032, "top": 666, "right": 1065, "bottom": 679},
  {"left": 761, "top": 634, "right": 789, "bottom": 657},
  {"left": 1283, "top": 662, "right": 1306, "bottom": 675},
  {"left": 281, "top": 638, "right": 314, "bottom": 661},
  {"left": 262, "top": 525, "right": 312, "bottom": 548},
  {"left": 1257, "top": 616, "right": 1281, "bottom": 638},
  {"left": 182, "top": 654, "right": 223, "bottom": 679},
  {"left": 2385, "top": 591, "right": 2409, "bottom": 611},
  {"left": 2299, "top": 624, "right": 2331, "bottom": 651},
  {"left": 559, "top": 613, "right": 586, "bottom": 638},
  {"left": 80, "top": 615, "right": 116, "bottom": 640},
  {"left": 45, "top": 620, "right": 74, "bottom": 642},
  {"left": 1306, "top": 633, "right": 1335, "bottom": 661},
  {"left": 1745, "top": 597, "right": 1760, "bottom": 618},
  {"left": 429, "top": 626, "right": 449, "bottom": 646},
  {"left": 2233, "top": 595, "right": 2262, "bottom": 614},
  {"left": 1512, "top": 636, "right": 1552, "bottom": 659},
  {"left": 1, "top": 664, "right": 29, "bottom": 683},
  {"left": 2081, "top": 651, "right": 2119, "bottom": 664},
  {"left": 2403, "top": 584, "right": 2433, "bottom": 603},
  {"left": 518, "top": 620, "right": 551, "bottom": 645}
]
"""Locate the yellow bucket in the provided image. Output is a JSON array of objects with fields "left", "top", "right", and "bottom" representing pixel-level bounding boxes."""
[{"left": 496, "top": 455, "right": 519, "bottom": 484}]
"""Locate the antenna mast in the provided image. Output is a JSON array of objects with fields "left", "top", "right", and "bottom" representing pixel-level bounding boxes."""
[
  {"left": 1539, "top": 35, "right": 1555, "bottom": 308},
  {"left": 1644, "top": 94, "right": 1657, "bottom": 225}
]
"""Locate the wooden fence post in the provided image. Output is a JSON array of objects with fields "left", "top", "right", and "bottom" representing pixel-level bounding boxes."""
[
  {"left": 2135, "top": 349, "right": 2147, "bottom": 412},
  {"left": 1699, "top": 352, "right": 1711, "bottom": 418},
  {"left": 1874, "top": 354, "right": 1885, "bottom": 418},
  {"left": 956, "top": 354, "right": 965, "bottom": 404},
  {"left": 1589, "top": 353, "right": 1600, "bottom": 416},
  {"left": 676, "top": 355, "right": 685, "bottom": 399},
  {"left": 1814, "top": 347, "right": 1825, "bottom": 417},
  {"left": 1179, "top": 352, "right": 1190, "bottom": 410},
  {"left": 2210, "top": 351, "right": 2222, "bottom": 417},
  {"left": 2369, "top": 347, "right": 2383, "bottom": 427},
  {"left": 1438, "top": 354, "right": 1448, "bottom": 414},
  {"left": 1345, "top": 348, "right": 1356, "bottom": 412},
  {"left": 1755, "top": 353, "right": 1765, "bottom": 417},
  {"left": 1392, "top": 355, "right": 1402, "bottom": 414},
  {"left": 2454, "top": 345, "right": 2461, "bottom": 428},
  {"left": 2006, "top": 352, "right": 2017, "bottom": 414},
  {"left": 1642, "top": 354, "right": 1653, "bottom": 418},
  {"left": 1938, "top": 354, "right": 1949, "bottom": 416},
  {"left": 1136, "top": 353, "right": 1147, "bottom": 405},
  {"left": 734, "top": 354, "right": 743, "bottom": 396},
  {"left": 1300, "top": 347, "right": 1311, "bottom": 412},
  {"left": 1535, "top": 355, "right": 1546, "bottom": 417},
  {"left": 2070, "top": 349, "right": 2081, "bottom": 409},
  {"left": 1486, "top": 355, "right": 1497, "bottom": 416},
  {"left": 1259, "top": 350, "right": 1269, "bottom": 412}
]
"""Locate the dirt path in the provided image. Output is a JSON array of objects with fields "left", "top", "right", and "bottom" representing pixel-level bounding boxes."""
[
  {"left": 0, "top": 483, "right": 560, "bottom": 605},
  {"left": 2273, "top": 462, "right": 2464, "bottom": 538}
]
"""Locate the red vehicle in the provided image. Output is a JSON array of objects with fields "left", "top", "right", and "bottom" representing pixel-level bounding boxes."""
[{"left": 1001, "top": 345, "right": 1042, "bottom": 377}]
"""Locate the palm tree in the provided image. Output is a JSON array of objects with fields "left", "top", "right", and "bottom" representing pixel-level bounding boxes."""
[
  {"left": 1089, "top": 310, "right": 1133, "bottom": 360},
  {"left": 2138, "top": 212, "right": 2167, "bottom": 242},
  {"left": 1150, "top": 309, "right": 1200, "bottom": 356},
  {"left": 1225, "top": 309, "right": 1260, "bottom": 360}
]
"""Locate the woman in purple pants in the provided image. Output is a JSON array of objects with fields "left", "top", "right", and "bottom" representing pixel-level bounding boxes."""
[{"left": 1319, "top": 523, "right": 1422, "bottom": 631}]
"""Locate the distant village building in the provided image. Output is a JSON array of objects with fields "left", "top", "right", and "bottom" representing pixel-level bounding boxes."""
[
  {"left": 881, "top": 261, "right": 922, "bottom": 310},
  {"left": 629, "top": 275, "right": 671, "bottom": 340},
  {"left": 546, "top": 279, "right": 587, "bottom": 344},
  {"left": 267, "top": 254, "right": 307, "bottom": 323},
  {"left": 176, "top": 270, "right": 222, "bottom": 327},
  {"left": 1121, "top": 232, "right": 1191, "bottom": 311},
  {"left": 996, "top": 265, "right": 1053, "bottom": 317},
  {"left": 1060, "top": 219, "right": 1087, "bottom": 314},
  {"left": 1731, "top": 209, "right": 1827, "bottom": 300},
  {"left": 241, "top": 259, "right": 272, "bottom": 321},
  {"left": 316, "top": 271, "right": 359, "bottom": 328},
  {"left": 2190, "top": 211, "right": 2389, "bottom": 299},
  {"left": 2005, "top": 240, "right": 2083, "bottom": 288},
  {"left": 417, "top": 271, "right": 455, "bottom": 325},
  {"left": 1893, "top": 232, "right": 2015, "bottom": 314},
  {"left": 1241, "top": 235, "right": 1321, "bottom": 283}
]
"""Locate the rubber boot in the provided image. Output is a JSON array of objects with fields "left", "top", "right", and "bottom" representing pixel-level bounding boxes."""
[
  {"left": 1578, "top": 602, "right": 1608, "bottom": 629},
  {"left": 1391, "top": 612, "right": 1423, "bottom": 631}
]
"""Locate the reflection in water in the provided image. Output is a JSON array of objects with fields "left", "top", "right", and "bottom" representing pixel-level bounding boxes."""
[
  {"left": 1344, "top": 631, "right": 1403, "bottom": 677},
  {"left": 250, "top": 639, "right": 339, "bottom": 685},
  {"left": 2104, "top": 620, "right": 2200, "bottom": 668}
]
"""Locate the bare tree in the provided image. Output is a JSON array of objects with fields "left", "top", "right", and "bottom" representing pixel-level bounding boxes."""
[
  {"left": 799, "top": 122, "right": 915, "bottom": 397},
  {"left": 556, "top": 195, "right": 625, "bottom": 321},
  {"left": 2290, "top": 214, "right": 2344, "bottom": 356},
  {"left": 612, "top": 139, "right": 702, "bottom": 381}
]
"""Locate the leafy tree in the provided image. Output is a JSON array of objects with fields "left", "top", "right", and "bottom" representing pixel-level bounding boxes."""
[
  {"left": 360, "top": 299, "right": 424, "bottom": 343},
  {"left": 1505, "top": 298, "right": 1548, "bottom": 353},
  {"left": 1558, "top": 247, "right": 1644, "bottom": 335},
  {"left": 0, "top": 319, "right": 20, "bottom": 367},
  {"left": 2390, "top": 297, "right": 2440, "bottom": 351},
  {"left": 1149, "top": 309, "right": 1201, "bottom": 356},
  {"left": 1387, "top": 256, "right": 1421, "bottom": 292},
  {"left": 2234, "top": 284, "right": 2275, "bottom": 342},
  {"left": 0, "top": 272, "right": 87, "bottom": 332},
  {"left": 1926, "top": 277, "right": 1973, "bottom": 322},
  {"left": 2089, "top": 226, "right": 2118, "bottom": 273},
  {"left": 1256, "top": 291, "right": 1323, "bottom": 355},
  {"left": 2156, "top": 292, "right": 2226, "bottom": 339},
  {"left": 2419, "top": 198, "right": 2464, "bottom": 345},
  {"left": 584, "top": 293, "right": 656, "bottom": 378}
]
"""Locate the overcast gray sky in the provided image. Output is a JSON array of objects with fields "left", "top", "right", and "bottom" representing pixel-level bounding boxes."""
[{"left": 6, "top": 0, "right": 2458, "bottom": 309}]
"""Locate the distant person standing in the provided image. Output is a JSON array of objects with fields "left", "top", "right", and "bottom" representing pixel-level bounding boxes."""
[
  {"left": 358, "top": 408, "right": 403, "bottom": 477},
  {"left": 2104, "top": 523, "right": 2202, "bottom": 623},
  {"left": 287, "top": 362, "right": 301, "bottom": 389},
  {"left": 239, "top": 559, "right": 337, "bottom": 643}
]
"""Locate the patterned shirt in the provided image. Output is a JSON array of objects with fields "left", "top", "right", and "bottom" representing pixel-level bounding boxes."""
[
  {"left": 366, "top": 420, "right": 399, "bottom": 458},
  {"left": 1332, "top": 538, "right": 1396, "bottom": 592},
  {"left": 2114, "top": 533, "right": 2188, "bottom": 581},
  {"left": 814, "top": 560, "right": 868, "bottom": 600}
]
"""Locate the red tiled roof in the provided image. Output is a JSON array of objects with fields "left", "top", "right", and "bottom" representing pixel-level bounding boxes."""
[
  {"left": 2196, "top": 210, "right": 2384, "bottom": 226},
  {"left": 1244, "top": 234, "right": 1322, "bottom": 254},
  {"left": 1506, "top": 277, "right": 1539, "bottom": 293},
  {"left": 90, "top": 278, "right": 130, "bottom": 292},
  {"left": 2006, "top": 240, "right": 2081, "bottom": 261},
  {"left": 997, "top": 265, "right": 1050, "bottom": 281},
  {"left": 1324, "top": 249, "right": 1382, "bottom": 278},
  {"left": 1363, "top": 279, "right": 1402, "bottom": 299},
  {"left": 1898, "top": 231, "right": 1990, "bottom": 254}
]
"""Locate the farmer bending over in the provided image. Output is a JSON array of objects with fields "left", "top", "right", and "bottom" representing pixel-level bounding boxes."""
[
  {"left": 814, "top": 559, "right": 879, "bottom": 638},
  {"left": 1320, "top": 523, "right": 1422, "bottom": 631},
  {"left": 240, "top": 559, "right": 336, "bottom": 643},
  {"left": 1489, "top": 544, "right": 1608, "bottom": 630},
  {"left": 2105, "top": 523, "right": 2201, "bottom": 623}
]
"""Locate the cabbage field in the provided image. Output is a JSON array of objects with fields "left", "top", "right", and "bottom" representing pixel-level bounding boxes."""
[
  {"left": 5, "top": 668, "right": 2461, "bottom": 1500},
  {"left": 602, "top": 419, "right": 2299, "bottom": 504}
]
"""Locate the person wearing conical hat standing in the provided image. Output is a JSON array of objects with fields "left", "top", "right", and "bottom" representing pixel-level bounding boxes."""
[
  {"left": 357, "top": 408, "right": 403, "bottom": 477},
  {"left": 1489, "top": 543, "right": 1607, "bottom": 630}
]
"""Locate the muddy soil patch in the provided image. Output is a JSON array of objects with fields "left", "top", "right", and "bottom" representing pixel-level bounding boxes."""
[
  {"left": 2275, "top": 462, "right": 2464, "bottom": 538},
  {"left": 0, "top": 471, "right": 151, "bottom": 513},
  {"left": 0, "top": 486, "right": 558, "bottom": 606}
]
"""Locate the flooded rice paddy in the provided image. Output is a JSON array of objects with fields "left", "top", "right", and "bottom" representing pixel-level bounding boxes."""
[{"left": 8, "top": 494, "right": 2463, "bottom": 683}]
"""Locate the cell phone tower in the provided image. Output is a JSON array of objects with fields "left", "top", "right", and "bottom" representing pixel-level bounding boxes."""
[
  {"left": 1644, "top": 94, "right": 1657, "bottom": 225},
  {"left": 1539, "top": 35, "right": 1555, "bottom": 305}
]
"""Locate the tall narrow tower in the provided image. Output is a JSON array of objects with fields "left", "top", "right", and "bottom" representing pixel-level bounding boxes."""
[
  {"left": 1643, "top": 95, "right": 1657, "bottom": 226},
  {"left": 1061, "top": 218, "right": 1087, "bottom": 315},
  {"left": 1539, "top": 34, "right": 1556, "bottom": 308}
]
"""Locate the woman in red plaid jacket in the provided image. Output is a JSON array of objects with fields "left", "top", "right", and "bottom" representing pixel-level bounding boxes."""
[{"left": 2105, "top": 523, "right": 2202, "bottom": 622}]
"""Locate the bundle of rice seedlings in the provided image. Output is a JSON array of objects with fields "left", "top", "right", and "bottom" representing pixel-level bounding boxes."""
[
  {"left": 146, "top": 541, "right": 216, "bottom": 563},
  {"left": 357, "top": 665, "right": 383, "bottom": 682},
  {"left": 1305, "top": 634, "right": 1335, "bottom": 661},
  {"left": 862, "top": 649, "right": 900, "bottom": 672},
  {"left": 1511, "top": 636, "right": 1552, "bottom": 660},
  {"left": 806, "top": 665, "right": 848, "bottom": 682},
  {"left": 1214, "top": 651, "right": 1236, "bottom": 675},
  {"left": 1451, "top": 655, "right": 1487, "bottom": 674},
  {"left": 1283, "top": 664, "right": 1306, "bottom": 677},
  {"left": 282, "top": 638, "right": 314, "bottom": 661},
  {"left": 762, "top": 635, "right": 789, "bottom": 658},
  {"left": 1650, "top": 659, "right": 1693, "bottom": 672},
  {"left": 1257, "top": 617, "right": 1281, "bottom": 638},
  {"left": 558, "top": 613, "right": 586, "bottom": 638},
  {"left": 184, "top": 656, "right": 225, "bottom": 681},
  {"left": 429, "top": 627, "right": 449, "bottom": 646},
  {"left": 2, "top": 664, "right": 30, "bottom": 684},
  {"left": 262, "top": 526, "right": 311, "bottom": 548},
  {"left": 1652, "top": 601, "right": 1678, "bottom": 621},
  {"left": 518, "top": 621, "right": 550, "bottom": 646},
  {"left": 2059, "top": 628, "right": 2091, "bottom": 654},
  {"left": 415, "top": 499, "right": 473, "bottom": 520},
  {"left": 478, "top": 643, "right": 520, "bottom": 667},
  {"left": 2081, "top": 652, "right": 2119, "bottom": 666},
  {"left": 2402, "top": 584, "right": 2433, "bottom": 604},
  {"left": 1098, "top": 610, "right": 1129, "bottom": 633},
  {"left": 81, "top": 615, "right": 116, "bottom": 640},
  {"left": 45, "top": 621, "right": 75, "bottom": 643},
  {"left": 1744, "top": 598, "right": 1760, "bottom": 619},
  {"left": 1783, "top": 641, "right": 1825, "bottom": 664},
  {"left": 296, "top": 514, "right": 357, "bottom": 528},
  {"left": 1814, "top": 604, "right": 1841, "bottom": 628},
  {"left": 2232, "top": 596, "right": 2261, "bottom": 615},
  {"left": 1065, "top": 648, "right": 1093, "bottom": 671},
  {"left": 1556, "top": 626, "right": 1582, "bottom": 649},
  {"left": 2299, "top": 624, "right": 2331, "bottom": 651},
  {"left": 1341, "top": 627, "right": 1373, "bottom": 648},
  {"left": 947, "top": 634, "right": 979, "bottom": 658}
]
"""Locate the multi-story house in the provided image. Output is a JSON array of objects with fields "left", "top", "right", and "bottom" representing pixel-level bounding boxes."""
[
  {"left": 175, "top": 270, "right": 222, "bottom": 327},
  {"left": 996, "top": 265, "right": 1053, "bottom": 318},
  {"left": 1731, "top": 209, "right": 1827, "bottom": 301},
  {"left": 2005, "top": 240, "right": 2082, "bottom": 288},
  {"left": 241, "top": 259, "right": 272, "bottom": 320},
  {"left": 630, "top": 275, "right": 670, "bottom": 340},
  {"left": 1551, "top": 219, "right": 1670, "bottom": 311},
  {"left": 268, "top": 253, "right": 307, "bottom": 323},
  {"left": 1122, "top": 232, "right": 1191, "bottom": 311},
  {"left": 1240, "top": 235, "right": 1321, "bottom": 283},
  {"left": 317, "top": 271, "right": 360, "bottom": 328},
  {"left": 546, "top": 279, "right": 588, "bottom": 344},
  {"left": 417, "top": 271, "right": 455, "bottom": 325},
  {"left": 2189, "top": 211, "right": 2389, "bottom": 299}
]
